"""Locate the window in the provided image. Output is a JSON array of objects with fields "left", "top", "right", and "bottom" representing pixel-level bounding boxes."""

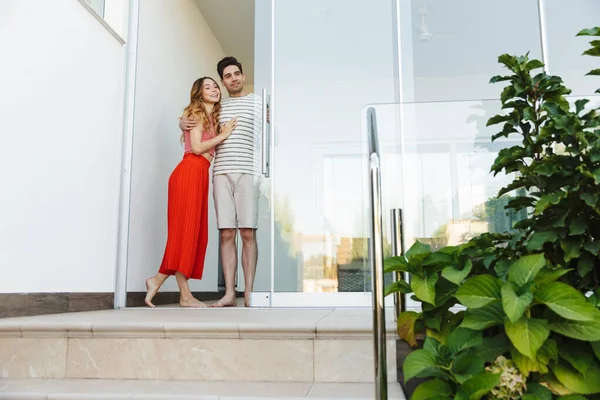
[
  {"left": 78, "top": 0, "right": 127, "bottom": 42},
  {"left": 85, "top": 0, "right": 105, "bottom": 17}
]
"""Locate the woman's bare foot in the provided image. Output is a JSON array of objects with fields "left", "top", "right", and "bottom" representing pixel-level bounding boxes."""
[
  {"left": 145, "top": 277, "right": 161, "bottom": 308},
  {"left": 180, "top": 296, "right": 207, "bottom": 308},
  {"left": 244, "top": 292, "right": 251, "bottom": 307},
  {"left": 210, "top": 294, "right": 237, "bottom": 308}
]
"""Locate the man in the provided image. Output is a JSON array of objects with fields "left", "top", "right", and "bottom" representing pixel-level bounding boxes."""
[{"left": 180, "top": 56, "right": 261, "bottom": 307}]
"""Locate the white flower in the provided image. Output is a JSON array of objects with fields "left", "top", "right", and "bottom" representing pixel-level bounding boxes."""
[{"left": 484, "top": 356, "right": 527, "bottom": 399}]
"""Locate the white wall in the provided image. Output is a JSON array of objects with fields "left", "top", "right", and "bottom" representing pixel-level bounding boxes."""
[
  {"left": 0, "top": 0, "right": 125, "bottom": 292},
  {"left": 104, "top": 0, "right": 129, "bottom": 39},
  {"left": 126, "top": 0, "right": 226, "bottom": 292}
]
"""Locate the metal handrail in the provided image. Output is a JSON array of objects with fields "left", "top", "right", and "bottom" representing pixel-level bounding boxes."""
[
  {"left": 367, "top": 107, "right": 388, "bottom": 400},
  {"left": 391, "top": 208, "right": 406, "bottom": 320}
]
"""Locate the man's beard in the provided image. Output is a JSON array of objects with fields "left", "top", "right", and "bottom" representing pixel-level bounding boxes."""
[{"left": 228, "top": 85, "right": 243, "bottom": 95}]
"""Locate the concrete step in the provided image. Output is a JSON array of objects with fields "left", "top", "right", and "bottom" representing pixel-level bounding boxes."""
[
  {"left": 0, "top": 378, "right": 405, "bottom": 399},
  {"left": 0, "top": 308, "right": 398, "bottom": 384}
]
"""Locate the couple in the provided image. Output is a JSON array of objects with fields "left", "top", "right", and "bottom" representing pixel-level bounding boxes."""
[{"left": 145, "top": 56, "right": 261, "bottom": 308}]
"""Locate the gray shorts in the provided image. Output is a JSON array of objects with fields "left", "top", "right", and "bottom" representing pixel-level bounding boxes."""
[{"left": 213, "top": 173, "right": 259, "bottom": 229}]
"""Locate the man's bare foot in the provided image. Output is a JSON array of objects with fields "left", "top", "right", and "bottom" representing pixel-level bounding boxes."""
[
  {"left": 210, "top": 295, "right": 237, "bottom": 308},
  {"left": 180, "top": 297, "right": 207, "bottom": 308},
  {"left": 145, "top": 277, "right": 161, "bottom": 308}
]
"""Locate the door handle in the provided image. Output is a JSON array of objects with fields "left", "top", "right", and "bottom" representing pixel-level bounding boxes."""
[{"left": 261, "top": 88, "right": 270, "bottom": 178}]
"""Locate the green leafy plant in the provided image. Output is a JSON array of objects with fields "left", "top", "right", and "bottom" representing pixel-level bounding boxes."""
[{"left": 386, "top": 27, "right": 600, "bottom": 400}]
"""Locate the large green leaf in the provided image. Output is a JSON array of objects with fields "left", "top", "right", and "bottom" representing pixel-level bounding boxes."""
[
  {"left": 441, "top": 258, "right": 472, "bottom": 285},
  {"left": 452, "top": 351, "right": 485, "bottom": 384},
  {"left": 586, "top": 68, "right": 600, "bottom": 76},
  {"left": 507, "top": 253, "right": 547, "bottom": 286},
  {"left": 454, "top": 372, "right": 501, "bottom": 400},
  {"left": 575, "top": 98, "right": 591, "bottom": 114},
  {"left": 385, "top": 279, "right": 412, "bottom": 297},
  {"left": 455, "top": 275, "right": 502, "bottom": 309},
  {"left": 411, "top": 379, "right": 453, "bottom": 400},
  {"left": 584, "top": 240, "right": 600, "bottom": 255},
  {"left": 561, "top": 238, "right": 582, "bottom": 262},
  {"left": 535, "top": 191, "right": 567, "bottom": 215},
  {"left": 487, "top": 112, "right": 514, "bottom": 127},
  {"left": 526, "top": 230, "right": 558, "bottom": 251},
  {"left": 577, "top": 252, "right": 595, "bottom": 277},
  {"left": 425, "top": 312, "right": 443, "bottom": 331},
  {"left": 490, "top": 75, "right": 512, "bottom": 83},
  {"left": 510, "top": 338, "right": 557, "bottom": 376},
  {"left": 535, "top": 162, "right": 561, "bottom": 177},
  {"left": 461, "top": 302, "right": 505, "bottom": 330},
  {"left": 510, "top": 345, "right": 542, "bottom": 376},
  {"left": 569, "top": 219, "right": 587, "bottom": 236},
  {"left": 502, "top": 281, "right": 533, "bottom": 323},
  {"left": 406, "top": 241, "right": 431, "bottom": 263},
  {"left": 422, "top": 252, "right": 455, "bottom": 268},
  {"left": 584, "top": 47, "right": 600, "bottom": 57},
  {"left": 527, "top": 59, "right": 545, "bottom": 70},
  {"left": 434, "top": 278, "right": 458, "bottom": 308},
  {"left": 557, "top": 396, "right": 589, "bottom": 400},
  {"left": 505, "top": 317, "right": 550, "bottom": 359},
  {"left": 559, "top": 342, "right": 596, "bottom": 375},
  {"left": 577, "top": 27, "right": 600, "bottom": 36},
  {"left": 411, "top": 275, "right": 438, "bottom": 305},
  {"left": 581, "top": 192, "right": 597, "bottom": 207},
  {"left": 403, "top": 349, "right": 439, "bottom": 383},
  {"left": 534, "top": 282, "right": 600, "bottom": 321},
  {"left": 384, "top": 256, "right": 411, "bottom": 274},
  {"left": 398, "top": 311, "right": 420, "bottom": 347},
  {"left": 534, "top": 268, "right": 572, "bottom": 286},
  {"left": 446, "top": 328, "right": 482, "bottom": 355},
  {"left": 550, "top": 318, "right": 600, "bottom": 341},
  {"left": 523, "top": 382, "right": 553, "bottom": 400},
  {"left": 552, "top": 361, "right": 600, "bottom": 394}
]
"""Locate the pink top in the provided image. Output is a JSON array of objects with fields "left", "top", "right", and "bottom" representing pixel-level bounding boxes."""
[{"left": 184, "top": 127, "right": 216, "bottom": 156}]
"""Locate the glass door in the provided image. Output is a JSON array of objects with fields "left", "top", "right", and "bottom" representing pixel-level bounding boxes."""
[
  {"left": 250, "top": 0, "right": 401, "bottom": 307},
  {"left": 369, "top": 100, "right": 525, "bottom": 312},
  {"left": 240, "top": 0, "right": 274, "bottom": 304}
]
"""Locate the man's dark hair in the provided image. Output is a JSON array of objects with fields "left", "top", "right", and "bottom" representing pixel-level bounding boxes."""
[{"left": 217, "top": 56, "right": 243, "bottom": 79}]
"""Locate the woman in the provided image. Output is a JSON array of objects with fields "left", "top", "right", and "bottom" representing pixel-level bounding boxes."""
[{"left": 145, "top": 77, "right": 237, "bottom": 308}]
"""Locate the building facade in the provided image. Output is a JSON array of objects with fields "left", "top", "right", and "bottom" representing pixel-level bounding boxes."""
[{"left": 1, "top": 0, "right": 599, "bottom": 314}]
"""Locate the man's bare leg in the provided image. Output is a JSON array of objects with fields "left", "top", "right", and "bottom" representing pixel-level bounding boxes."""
[
  {"left": 176, "top": 272, "right": 206, "bottom": 308},
  {"left": 212, "top": 228, "right": 238, "bottom": 307},
  {"left": 145, "top": 273, "right": 169, "bottom": 307},
  {"left": 240, "top": 228, "right": 258, "bottom": 307}
]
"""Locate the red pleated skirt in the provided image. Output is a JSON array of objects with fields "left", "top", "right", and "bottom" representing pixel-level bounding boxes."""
[{"left": 158, "top": 153, "right": 210, "bottom": 280}]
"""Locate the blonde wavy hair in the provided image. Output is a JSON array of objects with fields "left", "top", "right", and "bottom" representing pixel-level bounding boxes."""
[{"left": 180, "top": 77, "right": 221, "bottom": 143}]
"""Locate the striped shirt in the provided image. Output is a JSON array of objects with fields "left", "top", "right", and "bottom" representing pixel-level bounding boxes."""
[{"left": 214, "top": 93, "right": 262, "bottom": 175}]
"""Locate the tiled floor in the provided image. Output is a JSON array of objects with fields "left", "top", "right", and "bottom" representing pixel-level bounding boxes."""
[{"left": 0, "top": 379, "right": 406, "bottom": 399}]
